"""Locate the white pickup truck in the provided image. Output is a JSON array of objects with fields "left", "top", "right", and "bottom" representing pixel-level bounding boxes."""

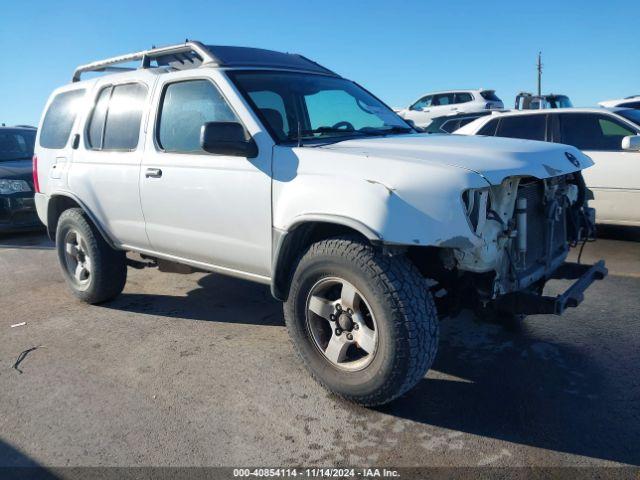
[{"left": 33, "top": 42, "right": 606, "bottom": 405}]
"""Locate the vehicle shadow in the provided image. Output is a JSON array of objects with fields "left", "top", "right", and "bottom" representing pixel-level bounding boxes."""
[
  {"left": 597, "top": 224, "right": 640, "bottom": 242},
  {"left": 378, "top": 312, "right": 640, "bottom": 466},
  {"left": 106, "top": 273, "right": 285, "bottom": 327},
  {"left": 0, "top": 438, "right": 58, "bottom": 479}
]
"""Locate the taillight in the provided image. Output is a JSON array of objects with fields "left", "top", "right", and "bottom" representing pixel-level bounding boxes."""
[{"left": 32, "top": 155, "right": 40, "bottom": 193}]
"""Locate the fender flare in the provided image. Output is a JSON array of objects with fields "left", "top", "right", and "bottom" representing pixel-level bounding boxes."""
[
  {"left": 47, "top": 191, "right": 119, "bottom": 249},
  {"left": 270, "top": 214, "right": 383, "bottom": 300}
]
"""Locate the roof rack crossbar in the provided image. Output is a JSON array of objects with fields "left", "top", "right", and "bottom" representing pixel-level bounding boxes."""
[{"left": 72, "top": 41, "right": 218, "bottom": 82}]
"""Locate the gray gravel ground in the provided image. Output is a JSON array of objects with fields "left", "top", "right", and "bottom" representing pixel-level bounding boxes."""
[{"left": 0, "top": 229, "right": 639, "bottom": 468}]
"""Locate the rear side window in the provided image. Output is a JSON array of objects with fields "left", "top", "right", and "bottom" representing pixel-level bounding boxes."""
[
  {"left": 495, "top": 115, "right": 546, "bottom": 141},
  {"left": 87, "top": 83, "right": 147, "bottom": 151},
  {"left": 455, "top": 92, "right": 473, "bottom": 103},
  {"left": 158, "top": 79, "right": 238, "bottom": 153},
  {"left": 39, "top": 89, "right": 85, "bottom": 149}
]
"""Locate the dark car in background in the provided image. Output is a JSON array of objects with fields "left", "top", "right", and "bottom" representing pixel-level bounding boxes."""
[{"left": 0, "top": 125, "right": 42, "bottom": 232}]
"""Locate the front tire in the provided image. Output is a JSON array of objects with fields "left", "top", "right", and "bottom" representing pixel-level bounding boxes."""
[
  {"left": 56, "top": 208, "right": 127, "bottom": 304},
  {"left": 284, "top": 236, "right": 438, "bottom": 406}
]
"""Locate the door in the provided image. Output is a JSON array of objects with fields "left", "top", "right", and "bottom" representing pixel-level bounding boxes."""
[
  {"left": 431, "top": 92, "right": 459, "bottom": 117},
  {"left": 68, "top": 80, "right": 151, "bottom": 248},
  {"left": 140, "top": 75, "right": 272, "bottom": 276},
  {"left": 556, "top": 112, "right": 640, "bottom": 225}
]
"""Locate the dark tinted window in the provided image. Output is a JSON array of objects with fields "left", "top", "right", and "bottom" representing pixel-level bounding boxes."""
[
  {"left": 455, "top": 92, "right": 473, "bottom": 103},
  {"left": 559, "top": 113, "right": 636, "bottom": 151},
  {"left": 39, "top": 90, "right": 85, "bottom": 149},
  {"left": 0, "top": 129, "right": 36, "bottom": 162},
  {"left": 158, "top": 80, "right": 238, "bottom": 153},
  {"left": 495, "top": 115, "right": 546, "bottom": 141},
  {"left": 433, "top": 93, "right": 456, "bottom": 106},
  {"left": 477, "top": 119, "right": 499, "bottom": 136},
  {"left": 87, "top": 84, "right": 146, "bottom": 150},
  {"left": 480, "top": 91, "right": 501, "bottom": 102},
  {"left": 87, "top": 87, "right": 111, "bottom": 149}
]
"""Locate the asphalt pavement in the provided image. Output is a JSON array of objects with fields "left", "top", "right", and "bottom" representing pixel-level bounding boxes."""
[{"left": 1, "top": 229, "right": 638, "bottom": 468}]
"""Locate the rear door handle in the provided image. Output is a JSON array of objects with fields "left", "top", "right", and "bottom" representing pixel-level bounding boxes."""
[{"left": 145, "top": 168, "right": 162, "bottom": 178}]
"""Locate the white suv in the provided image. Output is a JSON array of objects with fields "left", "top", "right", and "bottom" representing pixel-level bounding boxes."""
[
  {"left": 34, "top": 42, "right": 605, "bottom": 405},
  {"left": 397, "top": 89, "right": 503, "bottom": 128}
]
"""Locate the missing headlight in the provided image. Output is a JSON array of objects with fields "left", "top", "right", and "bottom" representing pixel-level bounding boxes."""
[{"left": 462, "top": 188, "right": 490, "bottom": 235}]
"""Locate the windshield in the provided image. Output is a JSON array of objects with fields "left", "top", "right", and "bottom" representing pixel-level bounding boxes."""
[
  {"left": 549, "top": 96, "right": 573, "bottom": 108},
  {"left": 617, "top": 109, "right": 640, "bottom": 128},
  {"left": 0, "top": 129, "right": 36, "bottom": 162},
  {"left": 228, "top": 71, "right": 413, "bottom": 143}
]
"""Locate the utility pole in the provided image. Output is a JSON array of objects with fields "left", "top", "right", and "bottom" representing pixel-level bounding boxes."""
[{"left": 537, "top": 52, "right": 543, "bottom": 96}]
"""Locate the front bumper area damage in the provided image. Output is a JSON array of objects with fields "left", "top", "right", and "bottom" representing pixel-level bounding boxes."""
[{"left": 493, "top": 260, "right": 607, "bottom": 315}]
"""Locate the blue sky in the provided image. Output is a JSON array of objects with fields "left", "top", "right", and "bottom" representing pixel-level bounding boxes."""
[{"left": 1, "top": 0, "right": 638, "bottom": 125}]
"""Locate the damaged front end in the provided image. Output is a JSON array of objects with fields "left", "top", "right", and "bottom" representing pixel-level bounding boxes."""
[{"left": 449, "top": 172, "right": 606, "bottom": 315}]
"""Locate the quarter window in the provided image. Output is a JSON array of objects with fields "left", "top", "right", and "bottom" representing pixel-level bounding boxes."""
[
  {"left": 158, "top": 80, "right": 238, "bottom": 153},
  {"left": 477, "top": 119, "right": 499, "bottom": 136},
  {"left": 87, "top": 83, "right": 147, "bottom": 151},
  {"left": 495, "top": 115, "right": 546, "bottom": 141},
  {"left": 39, "top": 89, "right": 85, "bottom": 149}
]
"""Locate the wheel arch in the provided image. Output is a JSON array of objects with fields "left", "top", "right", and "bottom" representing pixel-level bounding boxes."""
[
  {"left": 46, "top": 193, "right": 117, "bottom": 249},
  {"left": 271, "top": 216, "right": 382, "bottom": 301}
]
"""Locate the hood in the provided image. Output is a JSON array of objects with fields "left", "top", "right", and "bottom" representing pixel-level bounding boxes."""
[
  {"left": 0, "top": 159, "right": 33, "bottom": 182},
  {"left": 317, "top": 133, "right": 592, "bottom": 185}
]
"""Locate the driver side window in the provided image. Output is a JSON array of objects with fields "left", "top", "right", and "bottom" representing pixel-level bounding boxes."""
[
  {"left": 157, "top": 79, "right": 238, "bottom": 153},
  {"left": 410, "top": 95, "right": 433, "bottom": 111}
]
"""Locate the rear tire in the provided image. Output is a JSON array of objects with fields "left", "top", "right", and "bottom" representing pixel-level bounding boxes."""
[
  {"left": 284, "top": 236, "right": 439, "bottom": 406},
  {"left": 56, "top": 208, "right": 127, "bottom": 304}
]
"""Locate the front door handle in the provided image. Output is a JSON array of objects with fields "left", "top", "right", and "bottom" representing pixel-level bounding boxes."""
[{"left": 145, "top": 168, "right": 162, "bottom": 178}]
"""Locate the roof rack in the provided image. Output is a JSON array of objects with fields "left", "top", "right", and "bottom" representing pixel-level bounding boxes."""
[{"left": 72, "top": 41, "right": 218, "bottom": 82}]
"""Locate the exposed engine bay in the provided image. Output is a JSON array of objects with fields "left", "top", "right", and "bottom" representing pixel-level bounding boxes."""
[
  {"left": 455, "top": 172, "right": 596, "bottom": 298},
  {"left": 420, "top": 172, "right": 602, "bottom": 317}
]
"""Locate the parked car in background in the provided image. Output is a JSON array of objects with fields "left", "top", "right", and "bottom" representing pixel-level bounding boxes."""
[
  {"left": 514, "top": 92, "right": 573, "bottom": 110},
  {"left": 456, "top": 108, "right": 640, "bottom": 226},
  {"left": 0, "top": 125, "right": 41, "bottom": 232},
  {"left": 599, "top": 95, "right": 640, "bottom": 110},
  {"left": 396, "top": 89, "right": 503, "bottom": 128},
  {"left": 34, "top": 42, "right": 605, "bottom": 406}
]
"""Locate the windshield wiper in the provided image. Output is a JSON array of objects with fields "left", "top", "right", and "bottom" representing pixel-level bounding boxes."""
[{"left": 362, "top": 126, "right": 415, "bottom": 136}]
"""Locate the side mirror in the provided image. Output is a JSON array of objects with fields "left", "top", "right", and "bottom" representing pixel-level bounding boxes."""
[
  {"left": 622, "top": 135, "right": 640, "bottom": 151},
  {"left": 200, "top": 122, "right": 258, "bottom": 158}
]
